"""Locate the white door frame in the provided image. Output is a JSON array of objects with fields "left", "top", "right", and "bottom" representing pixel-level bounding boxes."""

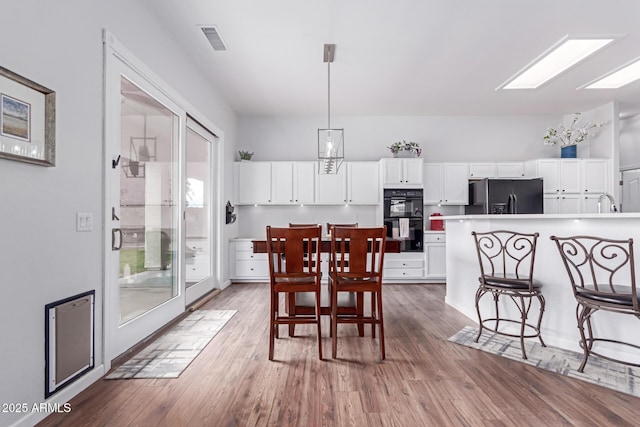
[{"left": 103, "top": 30, "right": 225, "bottom": 368}]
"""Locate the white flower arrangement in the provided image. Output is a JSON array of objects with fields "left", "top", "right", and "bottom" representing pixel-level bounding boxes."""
[{"left": 543, "top": 113, "right": 604, "bottom": 146}]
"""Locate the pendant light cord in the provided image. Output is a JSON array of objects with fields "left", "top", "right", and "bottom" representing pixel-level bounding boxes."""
[{"left": 327, "top": 46, "right": 331, "bottom": 129}]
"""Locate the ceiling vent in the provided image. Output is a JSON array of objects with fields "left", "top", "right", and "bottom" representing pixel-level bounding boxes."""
[{"left": 200, "top": 26, "right": 228, "bottom": 51}]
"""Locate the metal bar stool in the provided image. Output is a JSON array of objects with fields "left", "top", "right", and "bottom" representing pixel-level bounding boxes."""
[
  {"left": 551, "top": 235, "right": 638, "bottom": 372},
  {"left": 472, "top": 230, "right": 545, "bottom": 359}
]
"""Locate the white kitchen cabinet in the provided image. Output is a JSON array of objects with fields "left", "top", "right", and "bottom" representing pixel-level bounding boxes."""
[
  {"left": 424, "top": 233, "right": 446, "bottom": 280},
  {"left": 381, "top": 158, "right": 423, "bottom": 186},
  {"left": 497, "top": 162, "right": 525, "bottom": 178},
  {"left": 347, "top": 162, "right": 380, "bottom": 204},
  {"left": 230, "top": 240, "right": 269, "bottom": 281},
  {"left": 581, "top": 194, "right": 601, "bottom": 214},
  {"left": 544, "top": 194, "right": 581, "bottom": 214},
  {"left": 270, "top": 162, "right": 294, "bottom": 204},
  {"left": 581, "top": 159, "right": 608, "bottom": 194},
  {"left": 235, "top": 161, "right": 272, "bottom": 205},
  {"left": 424, "top": 163, "right": 469, "bottom": 205},
  {"left": 535, "top": 159, "right": 581, "bottom": 194},
  {"left": 316, "top": 164, "right": 347, "bottom": 204},
  {"left": 383, "top": 253, "right": 425, "bottom": 280},
  {"left": 468, "top": 163, "right": 496, "bottom": 179}
]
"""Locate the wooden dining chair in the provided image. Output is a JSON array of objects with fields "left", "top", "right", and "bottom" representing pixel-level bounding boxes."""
[
  {"left": 288, "top": 223, "right": 361, "bottom": 337},
  {"left": 266, "top": 225, "right": 323, "bottom": 360},
  {"left": 329, "top": 226, "right": 387, "bottom": 359}
]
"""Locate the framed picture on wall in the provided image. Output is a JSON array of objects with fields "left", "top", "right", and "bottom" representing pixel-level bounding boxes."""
[{"left": 0, "top": 66, "right": 55, "bottom": 166}]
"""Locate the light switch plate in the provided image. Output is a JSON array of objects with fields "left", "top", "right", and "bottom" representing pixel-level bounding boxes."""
[{"left": 76, "top": 212, "right": 93, "bottom": 232}]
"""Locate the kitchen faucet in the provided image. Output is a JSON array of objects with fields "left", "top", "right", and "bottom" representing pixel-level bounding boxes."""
[{"left": 597, "top": 193, "right": 618, "bottom": 213}]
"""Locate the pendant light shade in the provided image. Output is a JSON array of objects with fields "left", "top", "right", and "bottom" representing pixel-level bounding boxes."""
[{"left": 318, "top": 44, "right": 344, "bottom": 175}]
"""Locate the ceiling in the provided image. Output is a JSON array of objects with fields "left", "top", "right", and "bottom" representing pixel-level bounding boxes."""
[{"left": 149, "top": 0, "right": 640, "bottom": 117}]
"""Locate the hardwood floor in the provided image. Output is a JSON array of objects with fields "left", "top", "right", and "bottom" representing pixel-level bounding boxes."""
[{"left": 39, "top": 283, "right": 640, "bottom": 426}]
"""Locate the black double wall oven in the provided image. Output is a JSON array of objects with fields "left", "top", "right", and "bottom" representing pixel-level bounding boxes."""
[{"left": 383, "top": 189, "right": 423, "bottom": 252}]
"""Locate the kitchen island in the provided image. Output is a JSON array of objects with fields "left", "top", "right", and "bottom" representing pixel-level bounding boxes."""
[{"left": 440, "top": 213, "right": 640, "bottom": 362}]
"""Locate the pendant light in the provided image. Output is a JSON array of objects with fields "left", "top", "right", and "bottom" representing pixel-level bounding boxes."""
[{"left": 318, "top": 43, "right": 344, "bottom": 174}]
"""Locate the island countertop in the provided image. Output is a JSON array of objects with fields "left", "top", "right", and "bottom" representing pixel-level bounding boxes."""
[{"left": 442, "top": 213, "right": 640, "bottom": 362}]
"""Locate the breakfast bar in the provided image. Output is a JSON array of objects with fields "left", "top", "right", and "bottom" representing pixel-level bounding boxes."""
[{"left": 440, "top": 213, "right": 640, "bottom": 362}]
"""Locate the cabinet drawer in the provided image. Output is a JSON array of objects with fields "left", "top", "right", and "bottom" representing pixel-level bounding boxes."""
[
  {"left": 425, "top": 234, "right": 446, "bottom": 243},
  {"left": 384, "top": 268, "right": 424, "bottom": 279},
  {"left": 235, "top": 260, "right": 269, "bottom": 277},
  {"left": 385, "top": 259, "right": 424, "bottom": 269},
  {"left": 236, "top": 251, "right": 267, "bottom": 261}
]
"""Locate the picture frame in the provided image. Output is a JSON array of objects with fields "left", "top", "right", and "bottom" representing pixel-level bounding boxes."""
[{"left": 0, "top": 66, "right": 55, "bottom": 166}]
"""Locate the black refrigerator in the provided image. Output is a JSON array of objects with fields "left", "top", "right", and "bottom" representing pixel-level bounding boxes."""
[{"left": 466, "top": 178, "right": 544, "bottom": 214}]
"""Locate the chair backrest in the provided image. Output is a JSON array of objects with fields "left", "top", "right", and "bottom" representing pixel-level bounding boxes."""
[
  {"left": 472, "top": 230, "right": 539, "bottom": 285},
  {"left": 330, "top": 226, "right": 386, "bottom": 279},
  {"left": 266, "top": 225, "right": 322, "bottom": 279},
  {"left": 550, "top": 235, "right": 637, "bottom": 309},
  {"left": 327, "top": 223, "right": 358, "bottom": 235}
]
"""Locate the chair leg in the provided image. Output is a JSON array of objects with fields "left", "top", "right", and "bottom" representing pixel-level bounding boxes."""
[
  {"left": 269, "top": 291, "right": 276, "bottom": 360},
  {"left": 315, "top": 290, "right": 323, "bottom": 360},
  {"left": 577, "top": 304, "right": 593, "bottom": 373},
  {"left": 377, "top": 289, "right": 385, "bottom": 360},
  {"left": 287, "top": 293, "right": 296, "bottom": 337},
  {"left": 536, "top": 293, "right": 546, "bottom": 347},
  {"left": 357, "top": 292, "right": 365, "bottom": 337},
  {"left": 332, "top": 284, "right": 338, "bottom": 358},
  {"left": 474, "top": 287, "right": 485, "bottom": 343},
  {"left": 371, "top": 291, "right": 376, "bottom": 338},
  {"left": 518, "top": 295, "right": 528, "bottom": 360}
]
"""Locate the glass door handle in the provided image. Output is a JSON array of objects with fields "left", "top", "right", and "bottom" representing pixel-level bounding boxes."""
[{"left": 111, "top": 228, "right": 123, "bottom": 251}]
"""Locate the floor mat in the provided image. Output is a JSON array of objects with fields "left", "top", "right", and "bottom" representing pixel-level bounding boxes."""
[
  {"left": 106, "top": 309, "right": 236, "bottom": 379},
  {"left": 449, "top": 326, "right": 640, "bottom": 398}
]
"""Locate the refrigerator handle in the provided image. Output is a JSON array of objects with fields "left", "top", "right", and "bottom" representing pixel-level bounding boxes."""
[{"left": 512, "top": 193, "right": 518, "bottom": 214}]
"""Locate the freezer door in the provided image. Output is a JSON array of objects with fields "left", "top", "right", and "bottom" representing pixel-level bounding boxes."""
[{"left": 512, "top": 179, "right": 544, "bottom": 214}]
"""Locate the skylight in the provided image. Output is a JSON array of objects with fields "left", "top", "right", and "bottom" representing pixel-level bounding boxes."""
[
  {"left": 584, "top": 57, "right": 640, "bottom": 89},
  {"left": 499, "top": 37, "right": 616, "bottom": 90}
]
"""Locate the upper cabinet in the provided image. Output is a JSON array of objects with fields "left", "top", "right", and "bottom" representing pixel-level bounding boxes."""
[
  {"left": 236, "top": 161, "right": 315, "bottom": 205},
  {"left": 381, "top": 158, "right": 423, "bottom": 186},
  {"left": 581, "top": 159, "right": 608, "bottom": 194},
  {"left": 468, "top": 162, "right": 525, "bottom": 179},
  {"left": 316, "top": 166, "right": 347, "bottom": 204},
  {"left": 424, "top": 163, "right": 468, "bottom": 205},
  {"left": 530, "top": 159, "right": 581, "bottom": 194},
  {"left": 347, "top": 162, "right": 380, "bottom": 204},
  {"left": 235, "top": 161, "right": 272, "bottom": 205}
]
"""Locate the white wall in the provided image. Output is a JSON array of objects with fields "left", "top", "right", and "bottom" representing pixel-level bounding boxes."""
[
  {"left": 0, "top": 1, "right": 237, "bottom": 426},
  {"left": 238, "top": 114, "right": 563, "bottom": 162},
  {"left": 620, "top": 114, "right": 640, "bottom": 170}
]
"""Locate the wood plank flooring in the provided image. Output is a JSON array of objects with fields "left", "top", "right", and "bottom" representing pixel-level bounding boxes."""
[{"left": 39, "top": 283, "right": 640, "bottom": 426}]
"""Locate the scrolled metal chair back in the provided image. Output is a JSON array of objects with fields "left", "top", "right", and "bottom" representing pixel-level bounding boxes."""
[
  {"left": 472, "top": 230, "right": 539, "bottom": 283},
  {"left": 551, "top": 235, "right": 637, "bottom": 308}
]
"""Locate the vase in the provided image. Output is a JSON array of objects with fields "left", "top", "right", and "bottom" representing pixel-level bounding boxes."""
[
  {"left": 561, "top": 145, "right": 577, "bottom": 158},
  {"left": 396, "top": 150, "right": 415, "bottom": 158}
]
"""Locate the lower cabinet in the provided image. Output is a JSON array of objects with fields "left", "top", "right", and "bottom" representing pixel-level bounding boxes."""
[
  {"left": 383, "top": 253, "right": 425, "bottom": 281},
  {"left": 424, "top": 233, "right": 446, "bottom": 280},
  {"left": 230, "top": 240, "right": 269, "bottom": 281}
]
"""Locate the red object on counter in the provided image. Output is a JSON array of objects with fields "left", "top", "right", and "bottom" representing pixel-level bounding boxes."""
[{"left": 430, "top": 213, "right": 444, "bottom": 230}]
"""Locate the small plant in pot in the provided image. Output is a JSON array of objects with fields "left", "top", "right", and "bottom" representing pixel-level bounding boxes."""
[
  {"left": 238, "top": 150, "right": 254, "bottom": 161},
  {"left": 387, "top": 140, "right": 422, "bottom": 158}
]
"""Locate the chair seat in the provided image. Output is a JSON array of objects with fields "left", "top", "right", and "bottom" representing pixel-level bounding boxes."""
[
  {"left": 481, "top": 275, "right": 540, "bottom": 290},
  {"left": 577, "top": 284, "right": 640, "bottom": 307},
  {"left": 296, "top": 286, "right": 356, "bottom": 308}
]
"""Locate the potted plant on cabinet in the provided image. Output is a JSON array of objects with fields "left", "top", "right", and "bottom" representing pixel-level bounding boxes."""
[
  {"left": 387, "top": 140, "right": 422, "bottom": 158},
  {"left": 238, "top": 150, "right": 254, "bottom": 161},
  {"left": 543, "top": 113, "right": 604, "bottom": 158}
]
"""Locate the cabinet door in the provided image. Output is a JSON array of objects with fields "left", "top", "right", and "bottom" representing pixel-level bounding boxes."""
[
  {"left": 560, "top": 160, "right": 581, "bottom": 193},
  {"left": 442, "top": 163, "right": 469, "bottom": 205},
  {"left": 381, "top": 159, "right": 404, "bottom": 185},
  {"left": 348, "top": 162, "right": 380, "bottom": 204},
  {"left": 270, "top": 162, "right": 294, "bottom": 204},
  {"left": 497, "top": 162, "right": 525, "bottom": 178},
  {"left": 581, "top": 195, "right": 601, "bottom": 214},
  {"left": 293, "top": 162, "right": 315, "bottom": 204},
  {"left": 403, "top": 159, "right": 424, "bottom": 184},
  {"left": 236, "top": 162, "right": 272, "bottom": 204},
  {"left": 544, "top": 194, "right": 581, "bottom": 214},
  {"left": 544, "top": 194, "right": 560, "bottom": 214},
  {"left": 316, "top": 166, "right": 347, "bottom": 204},
  {"left": 423, "top": 163, "right": 443, "bottom": 204},
  {"left": 468, "top": 163, "right": 496, "bottom": 178},
  {"left": 581, "top": 159, "right": 608, "bottom": 194},
  {"left": 537, "top": 160, "right": 560, "bottom": 193},
  {"left": 425, "top": 243, "right": 446, "bottom": 279}
]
